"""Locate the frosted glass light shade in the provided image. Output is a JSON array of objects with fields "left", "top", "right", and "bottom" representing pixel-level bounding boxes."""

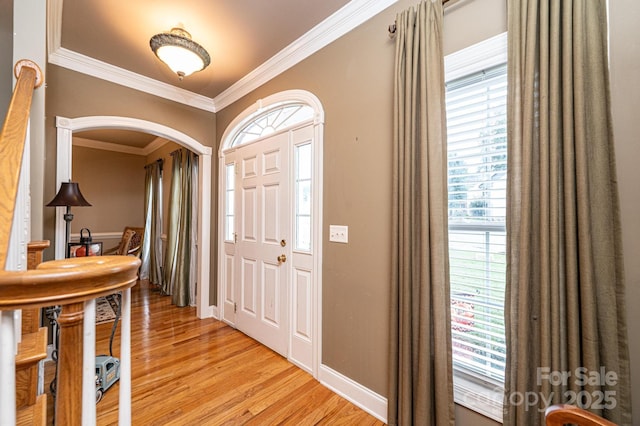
[{"left": 150, "top": 27, "right": 210, "bottom": 80}]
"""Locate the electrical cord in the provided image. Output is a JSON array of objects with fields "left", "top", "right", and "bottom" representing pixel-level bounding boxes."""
[
  {"left": 107, "top": 292, "right": 121, "bottom": 357},
  {"left": 47, "top": 293, "right": 121, "bottom": 417}
]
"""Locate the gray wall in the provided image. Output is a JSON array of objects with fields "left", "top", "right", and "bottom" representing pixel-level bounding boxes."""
[{"left": 71, "top": 145, "right": 146, "bottom": 234}]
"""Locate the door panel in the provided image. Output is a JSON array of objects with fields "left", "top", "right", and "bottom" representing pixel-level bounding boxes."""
[
  {"left": 241, "top": 258, "right": 257, "bottom": 316},
  {"left": 293, "top": 268, "right": 312, "bottom": 340},
  {"left": 234, "top": 132, "right": 289, "bottom": 356},
  {"left": 263, "top": 184, "right": 281, "bottom": 244},
  {"left": 262, "top": 262, "right": 280, "bottom": 325}
]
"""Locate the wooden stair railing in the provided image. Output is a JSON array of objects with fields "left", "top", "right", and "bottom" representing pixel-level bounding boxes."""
[
  {"left": 0, "top": 256, "right": 141, "bottom": 425},
  {"left": 0, "top": 60, "right": 141, "bottom": 426},
  {"left": 0, "top": 59, "right": 43, "bottom": 268},
  {"left": 0, "top": 59, "right": 45, "bottom": 425}
]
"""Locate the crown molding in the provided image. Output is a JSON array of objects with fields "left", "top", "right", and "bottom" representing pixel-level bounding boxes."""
[
  {"left": 213, "top": 0, "right": 399, "bottom": 111},
  {"left": 47, "top": 0, "right": 399, "bottom": 113},
  {"left": 73, "top": 136, "right": 170, "bottom": 156},
  {"left": 47, "top": 0, "right": 63, "bottom": 59},
  {"left": 48, "top": 47, "right": 216, "bottom": 112}
]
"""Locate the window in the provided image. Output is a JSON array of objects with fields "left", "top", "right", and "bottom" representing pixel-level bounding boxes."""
[
  {"left": 224, "top": 163, "right": 235, "bottom": 242},
  {"left": 445, "top": 32, "right": 507, "bottom": 422},
  {"left": 294, "top": 143, "right": 312, "bottom": 251},
  {"left": 231, "top": 103, "right": 314, "bottom": 147}
]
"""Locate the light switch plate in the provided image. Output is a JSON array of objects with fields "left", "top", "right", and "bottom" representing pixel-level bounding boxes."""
[{"left": 329, "top": 225, "right": 348, "bottom": 243}]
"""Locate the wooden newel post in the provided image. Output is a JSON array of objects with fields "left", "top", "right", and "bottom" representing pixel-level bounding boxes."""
[{"left": 55, "top": 301, "right": 85, "bottom": 426}]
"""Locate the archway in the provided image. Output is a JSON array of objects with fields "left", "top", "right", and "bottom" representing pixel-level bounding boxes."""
[{"left": 55, "top": 116, "right": 213, "bottom": 318}]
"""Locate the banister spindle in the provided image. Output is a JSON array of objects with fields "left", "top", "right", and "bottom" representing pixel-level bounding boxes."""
[
  {"left": 119, "top": 288, "right": 132, "bottom": 425},
  {"left": 82, "top": 299, "right": 97, "bottom": 425},
  {"left": 0, "top": 310, "right": 17, "bottom": 426}
]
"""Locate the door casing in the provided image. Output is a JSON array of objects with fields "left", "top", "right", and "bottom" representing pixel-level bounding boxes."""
[{"left": 218, "top": 90, "right": 324, "bottom": 377}]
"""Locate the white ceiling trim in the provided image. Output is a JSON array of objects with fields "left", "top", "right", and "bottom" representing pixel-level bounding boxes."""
[
  {"left": 72, "top": 136, "right": 169, "bottom": 156},
  {"left": 47, "top": 0, "right": 398, "bottom": 113},
  {"left": 47, "top": 0, "right": 62, "bottom": 60},
  {"left": 48, "top": 47, "right": 217, "bottom": 113},
  {"left": 212, "top": 0, "right": 399, "bottom": 111}
]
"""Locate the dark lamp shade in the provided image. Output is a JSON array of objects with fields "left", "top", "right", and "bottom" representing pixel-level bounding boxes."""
[{"left": 46, "top": 182, "right": 92, "bottom": 207}]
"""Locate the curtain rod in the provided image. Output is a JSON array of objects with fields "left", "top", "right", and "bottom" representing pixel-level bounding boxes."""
[
  {"left": 145, "top": 158, "right": 164, "bottom": 169},
  {"left": 170, "top": 148, "right": 198, "bottom": 158},
  {"left": 387, "top": 0, "right": 451, "bottom": 38}
]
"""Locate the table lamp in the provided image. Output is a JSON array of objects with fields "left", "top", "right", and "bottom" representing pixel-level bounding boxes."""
[{"left": 46, "top": 181, "right": 91, "bottom": 257}]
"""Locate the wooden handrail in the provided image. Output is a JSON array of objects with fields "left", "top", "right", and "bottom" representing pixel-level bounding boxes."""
[
  {"left": 0, "top": 60, "right": 43, "bottom": 269},
  {"left": 545, "top": 404, "right": 618, "bottom": 425},
  {"left": 0, "top": 256, "right": 140, "bottom": 309}
]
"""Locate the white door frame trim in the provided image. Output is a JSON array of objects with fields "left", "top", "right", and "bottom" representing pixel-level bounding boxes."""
[
  {"left": 218, "top": 90, "right": 324, "bottom": 378},
  {"left": 55, "top": 115, "right": 214, "bottom": 319}
]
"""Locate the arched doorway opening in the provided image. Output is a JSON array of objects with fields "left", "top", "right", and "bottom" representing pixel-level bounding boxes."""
[{"left": 55, "top": 116, "right": 213, "bottom": 318}]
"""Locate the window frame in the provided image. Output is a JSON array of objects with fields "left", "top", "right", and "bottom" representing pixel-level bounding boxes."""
[
  {"left": 224, "top": 162, "right": 235, "bottom": 242},
  {"left": 230, "top": 102, "right": 314, "bottom": 148},
  {"left": 445, "top": 31, "right": 508, "bottom": 423},
  {"left": 293, "top": 141, "right": 313, "bottom": 252}
]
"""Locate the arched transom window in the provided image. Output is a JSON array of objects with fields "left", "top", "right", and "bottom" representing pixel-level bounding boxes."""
[{"left": 230, "top": 102, "right": 314, "bottom": 147}]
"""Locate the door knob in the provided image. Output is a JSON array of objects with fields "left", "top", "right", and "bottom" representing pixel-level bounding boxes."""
[{"left": 277, "top": 254, "right": 287, "bottom": 264}]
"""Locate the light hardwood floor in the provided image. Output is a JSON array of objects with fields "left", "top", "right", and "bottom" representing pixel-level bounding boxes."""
[{"left": 45, "top": 280, "right": 385, "bottom": 425}]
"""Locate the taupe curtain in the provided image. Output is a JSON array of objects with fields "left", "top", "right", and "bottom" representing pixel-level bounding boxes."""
[
  {"left": 505, "top": 0, "right": 631, "bottom": 424},
  {"left": 162, "top": 148, "right": 198, "bottom": 307},
  {"left": 141, "top": 160, "right": 163, "bottom": 285},
  {"left": 388, "top": 1, "right": 454, "bottom": 425}
]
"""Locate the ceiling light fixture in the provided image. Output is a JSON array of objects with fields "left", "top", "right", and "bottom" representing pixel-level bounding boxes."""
[{"left": 150, "top": 26, "right": 210, "bottom": 80}]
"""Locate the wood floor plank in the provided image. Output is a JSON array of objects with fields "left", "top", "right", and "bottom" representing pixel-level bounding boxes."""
[{"left": 44, "top": 280, "right": 385, "bottom": 425}]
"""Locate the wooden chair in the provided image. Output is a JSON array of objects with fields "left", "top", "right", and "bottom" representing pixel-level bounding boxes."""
[
  {"left": 545, "top": 404, "right": 617, "bottom": 426},
  {"left": 104, "top": 226, "right": 144, "bottom": 257}
]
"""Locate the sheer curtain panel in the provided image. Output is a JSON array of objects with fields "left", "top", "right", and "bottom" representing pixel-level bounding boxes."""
[
  {"left": 162, "top": 148, "right": 198, "bottom": 307},
  {"left": 141, "top": 160, "right": 163, "bottom": 284}
]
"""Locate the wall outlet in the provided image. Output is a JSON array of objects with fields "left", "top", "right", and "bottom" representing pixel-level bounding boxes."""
[{"left": 329, "top": 225, "right": 348, "bottom": 243}]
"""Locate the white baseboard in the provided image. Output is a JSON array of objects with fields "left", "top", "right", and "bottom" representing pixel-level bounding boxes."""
[
  {"left": 197, "top": 304, "right": 217, "bottom": 319},
  {"left": 318, "top": 364, "right": 387, "bottom": 423}
]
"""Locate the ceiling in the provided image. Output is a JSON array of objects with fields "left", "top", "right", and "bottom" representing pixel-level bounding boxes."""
[
  {"left": 54, "top": 0, "right": 396, "bottom": 147},
  {"left": 58, "top": 0, "right": 352, "bottom": 101}
]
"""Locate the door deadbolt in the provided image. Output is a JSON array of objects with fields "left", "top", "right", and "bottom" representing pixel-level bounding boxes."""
[
  {"left": 280, "top": 239, "right": 287, "bottom": 247},
  {"left": 277, "top": 254, "right": 287, "bottom": 264}
]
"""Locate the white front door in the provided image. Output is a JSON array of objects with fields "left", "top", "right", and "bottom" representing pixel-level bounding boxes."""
[{"left": 230, "top": 132, "right": 290, "bottom": 356}]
